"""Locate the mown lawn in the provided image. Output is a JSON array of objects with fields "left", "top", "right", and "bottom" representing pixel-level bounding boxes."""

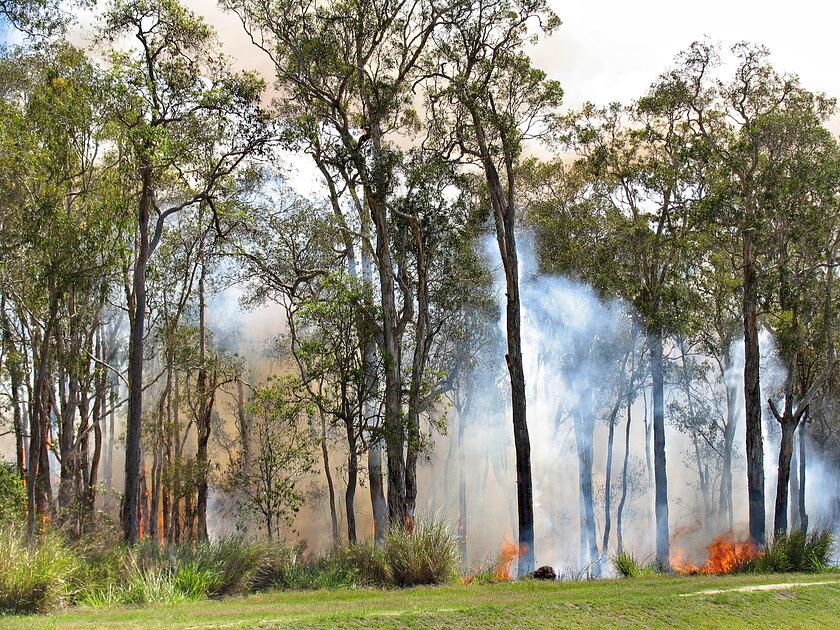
[{"left": 5, "top": 573, "right": 840, "bottom": 629}]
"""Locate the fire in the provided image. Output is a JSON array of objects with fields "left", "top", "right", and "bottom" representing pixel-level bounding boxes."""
[
  {"left": 671, "top": 533, "right": 760, "bottom": 574},
  {"left": 494, "top": 539, "right": 528, "bottom": 581}
]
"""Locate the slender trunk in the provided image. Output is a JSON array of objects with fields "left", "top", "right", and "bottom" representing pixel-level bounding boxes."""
[
  {"left": 798, "top": 418, "right": 809, "bottom": 533},
  {"left": 320, "top": 413, "right": 339, "bottom": 548},
  {"left": 719, "top": 378, "right": 738, "bottom": 531},
  {"left": 457, "top": 392, "right": 470, "bottom": 562},
  {"left": 616, "top": 392, "right": 633, "bottom": 554},
  {"left": 790, "top": 427, "right": 801, "bottom": 531},
  {"left": 573, "top": 406, "right": 599, "bottom": 575},
  {"left": 123, "top": 153, "right": 153, "bottom": 544},
  {"left": 1, "top": 300, "right": 25, "bottom": 479},
  {"left": 345, "top": 416, "right": 358, "bottom": 543},
  {"left": 602, "top": 400, "right": 621, "bottom": 553},
  {"left": 28, "top": 302, "right": 58, "bottom": 536},
  {"left": 742, "top": 229, "right": 765, "bottom": 546},
  {"left": 649, "top": 335, "right": 670, "bottom": 565},
  {"left": 106, "top": 383, "right": 116, "bottom": 489},
  {"left": 195, "top": 257, "right": 212, "bottom": 542}
]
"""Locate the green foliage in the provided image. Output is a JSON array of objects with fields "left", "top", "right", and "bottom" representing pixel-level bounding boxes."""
[
  {"left": 0, "top": 527, "right": 80, "bottom": 614},
  {"left": 0, "top": 462, "right": 25, "bottom": 526},
  {"left": 383, "top": 521, "right": 460, "bottom": 587},
  {"left": 743, "top": 529, "right": 835, "bottom": 574}
]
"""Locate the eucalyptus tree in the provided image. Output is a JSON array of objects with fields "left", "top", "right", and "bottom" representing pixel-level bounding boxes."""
[
  {"left": 531, "top": 87, "right": 705, "bottom": 563},
  {"left": 100, "top": 0, "right": 267, "bottom": 542},
  {"left": 221, "top": 0, "right": 470, "bottom": 528},
  {"left": 661, "top": 41, "right": 839, "bottom": 544},
  {"left": 760, "top": 109, "right": 840, "bottom": 536},
  {"left": 0, "top": 42, "right": 126, "bottom": 534},
  {"left": 429, "top": 0, "right": 563, "bottom": 573}
]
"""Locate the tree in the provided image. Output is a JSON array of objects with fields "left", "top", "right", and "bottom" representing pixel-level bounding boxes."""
[
  {"left": 431, "top": 0, "right": 563, "bottom": 574},
  {"left": 101, "top": 0, "right": 266, "bottom": 542},
  {"left": 663, "top": 41, "right": 838, "bottom": 544},
  {"left": 225, "top": 377, "right": 315, "bottom": 540}
]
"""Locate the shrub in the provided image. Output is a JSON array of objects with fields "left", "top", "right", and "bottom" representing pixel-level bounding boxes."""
[
  {"left": 0, "top": 462, "right": 25, "bottom": 526},
  {"left": 383, "top": 520, "right": 459, "bottom": 587},
  {"left": 612, "top": 551, "right": 657, "bottom": 578},
  {"left": 339, "top": 542, "right": 390, "bottom": 586},
  {"left": 744, "top": 529, "right": 835, "bottom": 574},
  {"left": 0, "top": 527, "right": 80, "bottom": 614}
]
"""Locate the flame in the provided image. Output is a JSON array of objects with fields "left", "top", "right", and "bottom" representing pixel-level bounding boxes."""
[
  {"left": 671, "top": 533, "right": 760, "bottom": 574},
  {"left": 494, "top": 539, "right": 528, "bottom": 581}
]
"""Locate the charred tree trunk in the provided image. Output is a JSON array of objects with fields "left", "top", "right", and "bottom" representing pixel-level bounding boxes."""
[
  {"left": 123, "top": 152, "right": 154, "bottom": 544},
  {"left": 773, "top": 419, "right": 796, "bottom": 536},
  {"left": 195, "top": 258, "right": 213, "bottom": 542},
  {"left": 742, "top": 229, "right": 765, "bottom": 546},
  {"left": 649, "top": 335, "right": 670, "bottom": 565}
]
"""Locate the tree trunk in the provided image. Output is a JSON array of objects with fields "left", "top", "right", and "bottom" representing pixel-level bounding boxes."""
[
  {"left": 719, "top": 378, "right": 738, "bottom": 531},
  {"left": 742, "top": 230, "right": 765, "bottom": 546},
  {"left": 368, "top": 443, "right": 388, "bottom": 543},
  {"left": 195, "top": 258, "right": 213, "bottom": 542},
  {"left": 320, "top": 412, "right": 339, "bottom": 548},
  {"left": 457, "top": 392, "right": 470, "bottom": 562},
  {"left": 616, "top": 392, "right": 633, "bottom": 554},
  {"left": 573, "top": 407, "right": 599, "bottom": 575},
  {"left": 773, "top": 420, "right": 796, "bottom": 536},
  {"left": 344, "top": 404, "right": 358, "bottom": 543},
  {"left": 602, "top": 399, "right": 621, "bottom": 554},
  {"left": 123, "top": 153, "right": 153, "bottom": 544},
  {"left": 649, "top": 335, "right": 670, "bottom": 565},
  {"left": 798, "top": 418, "right": 808, "bottom": 533},
  {"left": 790, "top": 427, "right": 800, "bottom": 531},
  {"left": 28, "top": 302, "right": 58, "bottom": 536}
]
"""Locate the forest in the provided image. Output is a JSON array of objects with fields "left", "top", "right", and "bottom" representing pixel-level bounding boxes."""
[{"left": 2, "top": 0, "right": 840, "bottom": 607}]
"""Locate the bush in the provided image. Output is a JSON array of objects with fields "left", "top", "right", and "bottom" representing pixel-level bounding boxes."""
[
  {"left": 383, "top": 521, "right": 459, "bottom": 587},
  {"left": 744, "top": 529, "right": 835, "bottom": 574},
  {"left": 0, "top": 527, "right": 80, "bottom": 614},
  {"left": 612, "top": 551, "right": 656, "bottom": 578},
  {"left": 0, "top": 462, "right": 25, "bottom": 526},
  {"left": 338, "top": 542, "right": 390, "bottom": 586}
]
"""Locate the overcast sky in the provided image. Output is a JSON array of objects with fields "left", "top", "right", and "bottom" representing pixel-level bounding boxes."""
[{"left": 189, "top": 0, "right": 840, "bottom": 117}]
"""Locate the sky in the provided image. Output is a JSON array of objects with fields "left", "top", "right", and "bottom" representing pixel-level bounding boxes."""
[{"left": 187, "top": 0, "right": 840, "bottom": 123}]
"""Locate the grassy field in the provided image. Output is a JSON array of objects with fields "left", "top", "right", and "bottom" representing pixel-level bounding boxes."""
[{"left": 3, "top": 573, "right": 840, "bottom": 629}]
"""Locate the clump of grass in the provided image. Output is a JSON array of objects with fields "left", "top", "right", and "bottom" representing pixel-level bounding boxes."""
[
  {"left": 612, "top": 551, "right": 656, "bottom": 578},
  {"left": 743, "top": 528, "right": 835, "bottom": 574},
  {"left": 337, "top": 542, "right": 389, "bottom": 586},
  {"left": 0, "top": 527, "right": 80, "bottom": 614},
  {"left": 383, "top": 520, "right": 459, "bottom": 587}
]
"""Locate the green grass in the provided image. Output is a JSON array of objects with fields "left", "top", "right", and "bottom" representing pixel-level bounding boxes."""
[{"left": 4, "top": 573, "right": 840, "bottom": 629}]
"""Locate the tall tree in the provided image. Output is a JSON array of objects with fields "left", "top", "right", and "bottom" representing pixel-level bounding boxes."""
[{"left": 102, "top": 0, "right": 266, "bottom": 542}]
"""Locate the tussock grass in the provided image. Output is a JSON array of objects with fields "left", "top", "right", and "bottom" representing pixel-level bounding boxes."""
[
  {"left": 612, "top": 551, "right": 657, "bottom": 578},
  {"left": 743, "top": 529, "right": 835, "bottom": 574}
]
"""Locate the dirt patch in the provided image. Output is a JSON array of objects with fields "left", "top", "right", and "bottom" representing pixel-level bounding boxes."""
[{"left": 680, "top": 580, "right": 840, "bottom": 597}]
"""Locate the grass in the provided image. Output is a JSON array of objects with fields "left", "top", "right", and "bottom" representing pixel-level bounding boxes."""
[{"left": 3, "top": 573, "right": 840, "bottom": 628}]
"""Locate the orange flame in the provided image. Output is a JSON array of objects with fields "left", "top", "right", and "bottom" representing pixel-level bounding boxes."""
[
  {"left": 671, "top": 533, "right": 760, "bottom": 574},
  {"left": 494, "top": 540, "right": 528, "bottom": 580}
]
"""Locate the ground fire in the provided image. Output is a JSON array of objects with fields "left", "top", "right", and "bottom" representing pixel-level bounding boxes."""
[
  {"left": 495, "top": 540, "right": 528, "bottom": 580},
  {"left": 671, "top": 533, "right": 761, "bottom": 574}
]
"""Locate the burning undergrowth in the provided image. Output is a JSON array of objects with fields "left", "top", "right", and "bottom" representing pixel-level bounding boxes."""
[{"left": 671, "top": 533, "right": 761, "bottom": 575}]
